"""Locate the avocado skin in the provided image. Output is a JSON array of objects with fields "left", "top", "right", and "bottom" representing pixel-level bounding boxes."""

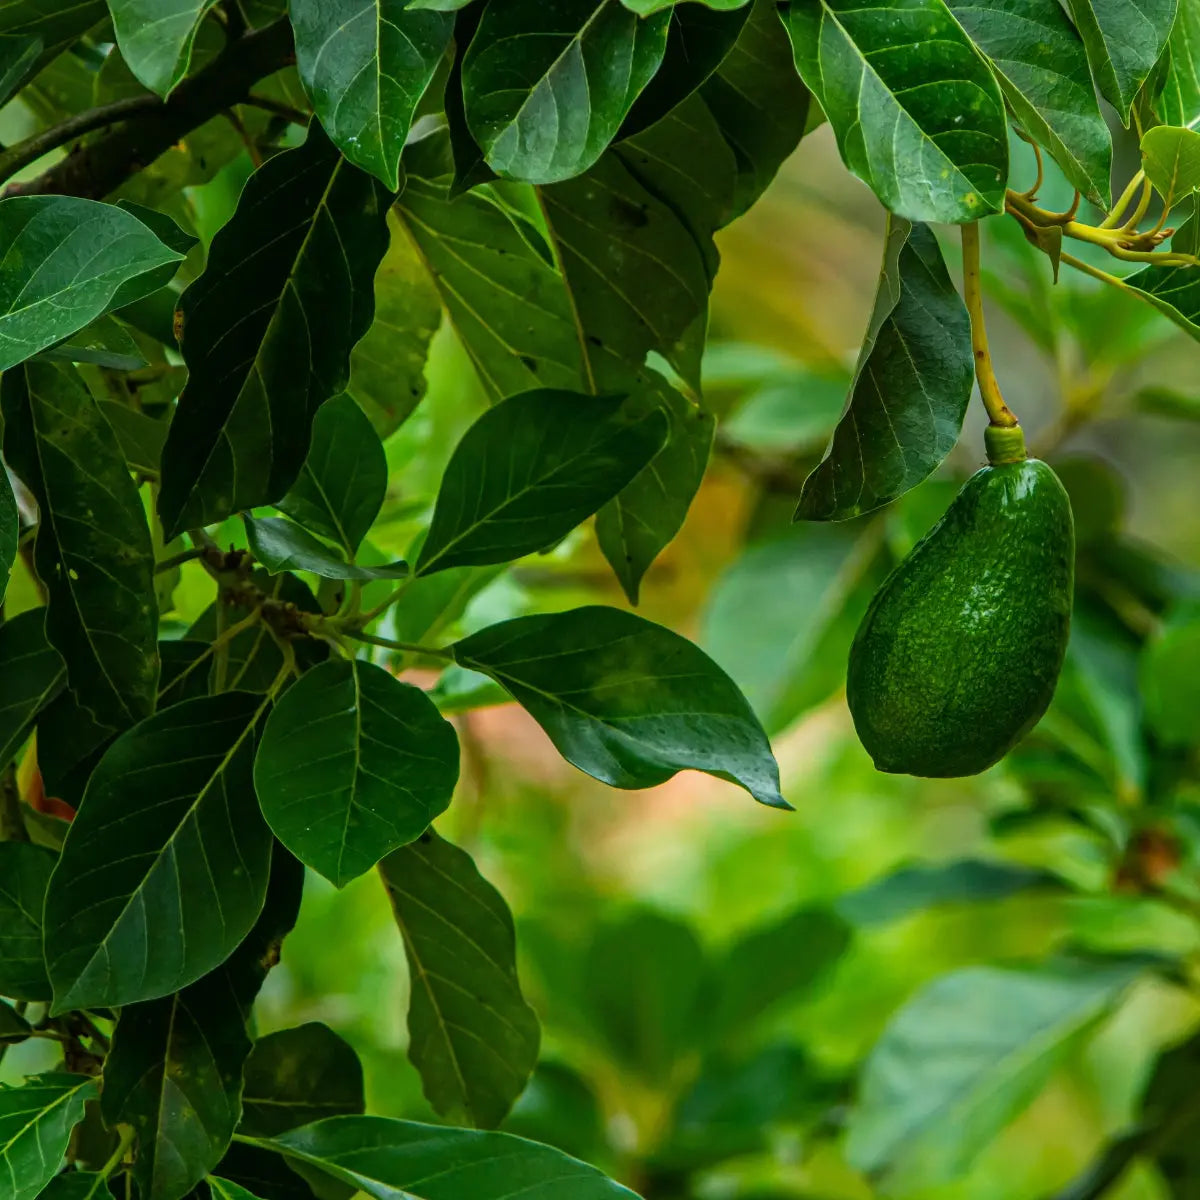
[{"left": 848, "top": 458, "right": 1074, "bottom": 777}]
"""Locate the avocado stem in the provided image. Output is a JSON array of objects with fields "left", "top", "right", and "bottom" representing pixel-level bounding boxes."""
[{"left": 961, "top": 222, "right": 1020, "bottom": 431}]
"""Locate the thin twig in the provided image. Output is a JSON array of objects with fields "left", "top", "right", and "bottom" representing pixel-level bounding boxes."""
[
  {"left": 344, "top": 629, "right": 454, "bottom": 660},
  {"left": 245, "top": 93, "right": 309, "bottom": 126}
]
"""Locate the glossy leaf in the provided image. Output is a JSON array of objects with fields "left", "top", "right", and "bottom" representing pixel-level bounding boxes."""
[
  {"left": 244, "top": 517, "right": 408, "bottom": 582},
  {"left": 241, "top": 1023, "right": 365, "bottom": 1136},
  {"left": 208, "top": 1181, "right": 265, "bottom": 1200},
  {"left": 702, "top": 522, "right": 882, "bottom": 734},
  {"left": 461, "top": 0, "right": 671, "bottom": 184},
  {"left": 36, "top": 314, "right": 146, "bottom": 372},
  {"left": 415, "top": 389, "right": 669, "bottom": 576},
  {"left": 0, "top": 608, "right": 64, "bottom": 768},
  {"left": 0, "top": 465, "right": 13, "bottom": 600},
  {"left": 291, "top": 0, "right": 454, "bottom": 189},
  {"left": 784, "top": 0, "right": 1008, "bottom": 223},
  {"left": 251, "top": 1116, "right": 641, "bottom": 1199},
  {"left": 596, "top": 379, "right": 716, "bottom": 604},
  {"left": 44, "top": 691, "right": 275, "bottom": 1013},
  {"left": 0, "top": 1074, "right": 98, "bottom": 1200},
  {"left": 1, "top": 361, "right": 158, "bottom": 727},
  {"left": 0, "top": 841, "right": 57, "bottom": 1001},
  {"left": 836, "top": 859, "right": 1068, "bottom": 926},
  {"left": 159, "top": 123, "right": 393, "bottom": 538},
  {"left": 276, "top": 394, "right": 387, "bottom": 554},
  {"left": 381, "top": 831, "right": 540, "bottom": 1128},
  {"left": 947, "top": 0, "right": 1112, "bottom": 205},
  {"left": 796, "top": 219, "right": 973, "bottom": 520},
  {"left": 0, "top": 196, "right": 183, "bottom": 371},
  {"left": 1065, "top": 0, "right": 1178, "bottom": 120},
  {"left": 452, "top": 605, "right": 786, "bottom": 807},
  {"left": 846, "top": 959, "right": 1144, "bottom": 1188},
  {"left": 1160, "top": 0, "right": 1200, "bottom": 126},
  {"left": 100, "top": 851, "right": 304, "bottom": 1200},
  {"left": 108, "top": 0, "right": 221, "bottom": 97},
  {"left": 1141, "top": 124, "right": 1200, "bottom": 211},
  {"left": 254, "top": 659, "right": 460, "bottom": 887}
]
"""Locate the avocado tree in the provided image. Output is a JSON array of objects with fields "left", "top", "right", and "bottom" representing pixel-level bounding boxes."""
[{"left": 0, "top": 1, "right": 1198, "bottom": 1198}]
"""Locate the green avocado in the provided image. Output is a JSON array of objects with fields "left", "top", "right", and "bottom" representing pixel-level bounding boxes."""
[{"left": 847, "top": 431, "right": 1074, "bottom": 777}]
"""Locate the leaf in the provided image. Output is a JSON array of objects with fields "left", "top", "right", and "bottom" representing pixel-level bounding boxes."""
[
  {"left": 99, "top": 400, "right": 170, "bottom": 476},
  {"left": 621, "top": 0, "right": 750, "bottom": 11},
  {"left": 415, "top": 389, "right": 669, "bottom": 576},
  {"left": 701, "top": 522, "right": 882, "bottom": 734},
  {"left": 349, "top": 212, "right": 442, "bottom": 437},
  {"left": 0, "top": 196, "right": 183, "bottom": 371},
  {"left": 275, "top": 394, "right": 387, "bottom": 555},
  {"left": 1160, "top": 0, "right": 1200, "bottom": 126},
  {"left": 461, "top": 1, "right": 671, "bottom": 184},
  {"left": 159, "top": 123, "right": 394, "bottom": 539},
  {"left": 101, "top": 850, "right": 305, "bottom": 1200},
  {"left": 241, "top": 1023, "right": 365, "bottom": 1137},
  {"left": 0, "top": 1074, "right": 98, "bottom": 1200},
  {"left": 845, "top": 959, "right": 1144, "bottom": 1188},
  {"left": 208, "top": 1180, "right": 266, "bottom": 1200},
  {"left": 596, "top": 379, "right": 716, "bottom": 605},
  {"left": 946, "top": 0, "right": 1112, "bottom": 205},
  {"left": 1141, "top": 124, "right": 1200, "bottom": 211},
  {"left": 0, "top": 841, "right": 57, "bottom": 1001},
  {"left": 502, "top": 1063, "right": 603, "bottom": 1161},
  {"left": 0, "top": 608, "right": 65, "bottom": 768},
  {"left": 1065, "top": 0, "right": 1178, "bottom": 120},
  {"left": 708, "top": 907, "right": 851, "bottom": 1040},
  {"left": 452, "top": 605, "right": 787, "bottom": 808},
  {"left": 1122, "top": 234, "right": 1200, "bottom": 342},
  {"left": 291, "top": 0, "right": 454, "bottom": 190},
  {"left": 582, "top": 909, "right": 707, "bottom": 1078},
  {"left": 0, "top": 465, "right": 14, "bottom": 601},
  {"left": 836, "top": 859, "right": 1068, "bottom": 926},
  {"left": 244, "top": 517, "right": 409, "bottom": 582},
  {"left": 36, "top": 315, "right": 147, "bottom": 372},
  {"left": 108, "top": 0, "right": 221, "bottom": 97},
  {"left": 43, "top": 691, "right": 275, "bottom": 1013},
  {"left": 1137, "top": 1030, "right": 1200, "bottom": 1194},
  {"left": 0, "top": 1001, "right": 30, "bottom": 1045},
  {"left": 32, "top": 1171, "right": 115, "bottom": 1200},
  {"left": 1141, "top": 606, "right": 1200, "bottom": 746},
  {"left": 254, "top": 660, "right": 459, "bottom": 887},
  {"left": 250, "top": 1116, "right": 642, "bottom": 1200},
  {"left": 0, "top": 1, "right": 107, "bottom": 106},
  {"left": 620, "top": 3, "right": 751, "bottom": 137},
  {"left": 1, "top": 362, "right": 159, "bottom": 727},
  {"left": 796, "top": 219, "right": 973, "bottom": 520},
  {"left": 380, "top": 831, "right": 541, "bottom": 1128},
  {"left": 783, "top": 0, "right": 1008, "bottom": 223}
]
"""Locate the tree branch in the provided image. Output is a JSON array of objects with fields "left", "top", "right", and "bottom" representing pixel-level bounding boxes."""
[{"left": 3, "top": 18, "right": 296, "bottom": 201}]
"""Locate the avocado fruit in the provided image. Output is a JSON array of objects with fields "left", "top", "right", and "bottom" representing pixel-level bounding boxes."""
[{"left": 847, "top": 430, "right": 1074, "bottom": 777}]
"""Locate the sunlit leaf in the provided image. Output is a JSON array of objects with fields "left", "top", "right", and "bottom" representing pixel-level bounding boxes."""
[
  {"left": 0, "top": 1074, "right": 98, "bottom": 1200},
  {"left": 244, "top": 517, "right": 408, "bottom": 581},
  {"left": 108, "top": 0, "right": 221, "bottom": 97},
  {"left": 1141, "top": 124, "right": 1200, "bottom": 211}
]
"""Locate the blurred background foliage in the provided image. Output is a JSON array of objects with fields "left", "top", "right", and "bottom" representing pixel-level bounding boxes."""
[{"left": 4, "top": 48, "right": 1200, "bottom": 1200}]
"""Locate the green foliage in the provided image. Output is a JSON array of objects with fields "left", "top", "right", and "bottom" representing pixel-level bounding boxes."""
[{"left": 0, "top": 4, "right": 1197, "bottom": 1200}]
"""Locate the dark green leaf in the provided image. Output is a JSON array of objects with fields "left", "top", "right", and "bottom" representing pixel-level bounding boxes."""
[
  {"left": 210, "top": 1146, "right": 317, "bottom": 1200},
  {"left": 846, "top": 959, "right": 1144, "bottom": 1189},
  {"left": 708, "top": 907, "right": 850, "bottom": 1040},
  {"left": 0, "top": 1, "right": 107, "bottom": 106},
  {"left": 254, "top": 660, "right": 459, "bottom": 887},
  {"left": 98, "top": 401, "right": 170, "bottom": 476},
  {"left": 108, "top": 0, "right": 219, "bottom": 96},
  {"left": 1, "top": 362, "right": 158, "bottom": 727},
  {"left": 36, "top": 1172, "right": 115, "bottom": 1200},
  {"left": 36, "top": 315, "right": 147, "bottom": 372},
  {"left": 835, "top": 859, "right": 1068, "bottom": 926},
  {"left": 1141, "top": 606, "right": 1200, "bottom": 746},
  {"left": 1137, "top": 1030, "right": 1200, "bottom": 1194},
  {"left": 0, "top": 609, "right": 65, "bottom": 768},
  {"left": 620, "top": 3, "right": 751, "bottom": 137},
  {"left": 415, "top": 389, "right": 668, "bottom": 576},
  {"left": 702, "top": 522, "right": 882, "bottom": 733},
  {"left": 1160, "top": 0, "right": 1200, "bottom": 126},
  {"left": 275, "top": 394, "right": 387, "bottom": 555},
  {"left": 0, "top": 1076, "right": 96, "bottom": 1200},
  {"left": 1123, "top": 233, "right": 1200, "bottom": 343},
  {"left": 698, "top": 0, "right": 812, "bottom": 216},
  {"left": 101, "top": 850, "right": 304, "bottom": 1200},
  {"left": 0, "top": 841, "right": 57, "bottom": 1001},
  {"left": 291, "top": 0, "right": 454, "bottom": 190},
  {"left": 0, "top": 196, "right": 183, "bottom": 370},
  {"left": 34, "top": 684, "right": 114, "bottom": 813},
  {"left": 209, "top": 1180, "right": 266, "bottom": 1200},
  {"left": 159, "top": 123, "right": 394, "bottom": 538},
  {"left": 947, "top": 0, "right": 1112, "bottom": 205},
  {"left": 0, "top": 1001, "right": 30, "bottom": 1045},
  {"left": 461, "top": 1, "right": 671, "bottom": 184},
  {"left": 44, "top": 691, "right": 275, "bottom": 1013},
  {"left": 381, "top": 831, "right": 540, "bottom": 1128},
  {"left": 453, "top": 605, "right": 786, "bottom": 807},
  {"left": 502, "top": 1063, "right": 603, "bottom": 1161},
  {"left": 596, "top": 379, "right": 715, "bottom": 604},
  {"left": 796, "top": 219, "right": 973, "bottom": 520},
  {"left": 583, "top": 909, "right": 707, "bottom": 1078},
  {"left": 251, "top": 1115, "right": 641, "bottom": 1199},
  {"left": 1065, "top": 0, "right": 1177, "bottom": 120},
  {"left": 784, "top": 0, "right": 1008, "bottom": 223},
  {"left": 244, "top": 517, "right": 408, "bottom": 582},
  {"left": 115, "top": 201, "right": 201, "bottom": 256},
  {"left": 241, "top": 1023, "right": 365, "bottom": 1136},
  {"left": 0, "top": 465, "right": 14, "bottom": 601}
]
